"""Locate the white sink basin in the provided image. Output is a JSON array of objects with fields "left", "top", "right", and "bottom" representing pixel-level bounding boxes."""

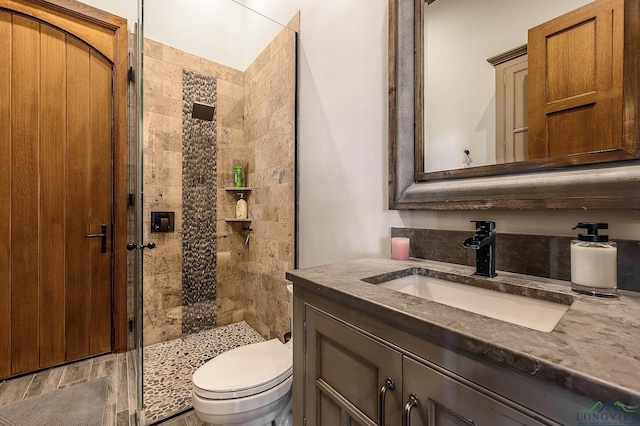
[{"left": 377, "top": 275, "right": 569, "bottom": 332}]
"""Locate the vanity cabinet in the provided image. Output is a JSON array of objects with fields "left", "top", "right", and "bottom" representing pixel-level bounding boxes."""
[
  {"left": 293, "top": 286, "right": 594, "bottom": 426},
  {"left": 303, "top": 305, "right": 546, "bottom": 426},
  {"left": 403, "top": 357, "right": 545, "bottom": 426},
  {"left": 304, "top": 306, "right": 403, "bottom": 425}
]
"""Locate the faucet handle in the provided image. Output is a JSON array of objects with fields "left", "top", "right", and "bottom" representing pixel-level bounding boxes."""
[{"left": 471, "top": 220, "right": 495, "bottom": 233}]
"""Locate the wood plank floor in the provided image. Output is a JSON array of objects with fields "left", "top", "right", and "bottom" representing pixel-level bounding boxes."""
[
  {"left": 157, "top": 410, "right": 205, "bottom": 426},
  {"left": 0, "top": 351, "right": 138, "bottom": 425}
]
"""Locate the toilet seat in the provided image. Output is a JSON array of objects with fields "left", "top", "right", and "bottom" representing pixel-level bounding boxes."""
[
  {"left": 192, "top": 375, "right": 293, "bottom": 421},
  {"left": 193, "top": 338, "right": 293, "bottom": 400}
]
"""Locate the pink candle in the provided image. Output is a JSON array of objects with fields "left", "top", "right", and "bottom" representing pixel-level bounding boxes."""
[{"left": 391, "top": 237, "right": 410, "bottom": 260}]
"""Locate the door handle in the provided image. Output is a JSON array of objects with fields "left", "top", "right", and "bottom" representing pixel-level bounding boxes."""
[
  {"left": 85, "top": 224, "right": 107, "bottom": 253},
  {"left": 379, "top": 378, "right": 395, "bottom": 426},
  {"left": 126, "top": 242, "right": 156, "bottom": 251},
  {"left": 404, "top": 393, "right": 419, "bottom": 425}
]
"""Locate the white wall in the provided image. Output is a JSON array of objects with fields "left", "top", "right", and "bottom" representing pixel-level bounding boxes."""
[
  {"left": 82, "top": 0, "right": 640, "bottom": 268},
  {"left": 244, "top": 0, "right": 397, "bottom": 267},
  {"left": 80, "top": 0, "right": 137, "bottom": 27},
  {"left": 82, "top": 0, "right": 286, "bottom": 71},
  {"left": 284, "top": 0, "right": 640, "bottom": 267},
  {"left": 143, "top": 0, "right": 287, "bottom": 70},
  {"left": 272, "top": 0, "right": 640, "bottom": 268}
]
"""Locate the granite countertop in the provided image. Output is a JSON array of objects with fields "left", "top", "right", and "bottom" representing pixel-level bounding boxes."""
[{"left": 286, "top": 257, "right": 640, "bottom": 406}]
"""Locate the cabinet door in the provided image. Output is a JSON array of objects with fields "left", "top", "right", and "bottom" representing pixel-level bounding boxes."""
[
  {"left": 305, "top": 306, "right": 403, "bottom": 426},
  {"left": 403, "top": 357, "right": 549, "bottom": 426}
]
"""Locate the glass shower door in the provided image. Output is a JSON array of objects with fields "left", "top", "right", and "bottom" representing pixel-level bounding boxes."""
[
  {"left": 127, "top": 8, "right": 146, "bottom": 424},
  {"left": 138, "top": 1, "right": 298, "bottom": 422}
]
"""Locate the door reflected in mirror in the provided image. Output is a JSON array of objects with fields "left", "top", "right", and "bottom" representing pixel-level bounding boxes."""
[{"left": 423, "top": 0, "right": 600, "bottom": 174}]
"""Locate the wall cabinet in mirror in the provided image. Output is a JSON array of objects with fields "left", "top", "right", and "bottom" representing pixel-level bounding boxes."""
[
  {"left": 389, "top": 0, "right": 640, "bottom": 210},
  {"left": 489, "top": 46, "right": 528, "bottom": 164}
]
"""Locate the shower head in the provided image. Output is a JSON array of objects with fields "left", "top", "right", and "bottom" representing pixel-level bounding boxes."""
[{"left": 191, "top": 101, "right": 215, "bottom": 121}]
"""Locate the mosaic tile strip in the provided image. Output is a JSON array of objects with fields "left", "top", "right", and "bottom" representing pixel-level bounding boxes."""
[
  {"left": 182, "top": 69, "right": 218, "bottom": 335},
  {"left": 143, "top": 321, "right": 265, "bottom": 424}
]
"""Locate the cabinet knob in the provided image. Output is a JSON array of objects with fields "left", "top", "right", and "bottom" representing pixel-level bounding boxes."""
[
  {"left": 404, "top": 393, "right": 420, "bottom": 425},
  {"left": 379, "top": 378, "right": 395, "bottom": 425}
]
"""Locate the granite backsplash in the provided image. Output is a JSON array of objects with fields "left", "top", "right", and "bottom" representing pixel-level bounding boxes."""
[{"left": 391, "top": 227, "right": 640, "bottom": 292}]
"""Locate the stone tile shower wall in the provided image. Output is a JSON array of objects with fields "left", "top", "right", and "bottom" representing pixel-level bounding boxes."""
[
  {"left": 241, "top": 15, "right": 299, "bottom": 340},
  {"left": 142, "top": 39, "right": 245, "bottom": 346},
  {"left": 141, "top": 15, "right": 297, "bottom": 345},
  {"left": 181, "top": 70, "right": 217, "bottom": 335}
]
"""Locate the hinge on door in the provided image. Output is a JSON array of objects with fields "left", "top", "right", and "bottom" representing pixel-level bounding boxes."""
[
  {"left": 127, "top": 193, "right": 135, "bottom": 208},
  {"left": 128, "top": 318, "right": 134, "bottom": 332},
  {"left": 303, "top": 321, "right": 307, "bottom": 353},
  {"left": 127, "top": 51, "right": 135, "bottom": 83}
]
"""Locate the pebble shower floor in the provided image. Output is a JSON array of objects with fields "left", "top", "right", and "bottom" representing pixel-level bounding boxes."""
[{"left": 143, "top": 321, "right": 264, "bottom": 424}]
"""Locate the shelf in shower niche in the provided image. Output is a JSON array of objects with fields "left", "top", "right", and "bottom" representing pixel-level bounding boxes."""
[
  {"left": 224, "top": 187, "right": 252, "bottom": 191},
  {"left": 225, "top": 218, "right": 252, "bottom": 223}
]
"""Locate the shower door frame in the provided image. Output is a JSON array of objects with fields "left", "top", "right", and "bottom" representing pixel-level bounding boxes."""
[{"left": 131, "top": 12, "right": 144, "bottom": 425}]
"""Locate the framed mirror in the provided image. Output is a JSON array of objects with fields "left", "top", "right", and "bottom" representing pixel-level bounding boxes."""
[{"left": 389, "top": 0, "right": 640, "bottom": 210}]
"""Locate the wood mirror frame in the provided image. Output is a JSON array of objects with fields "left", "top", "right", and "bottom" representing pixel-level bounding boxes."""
[{"left": 389, "top": 0, "right": 640, "bottom": 210}]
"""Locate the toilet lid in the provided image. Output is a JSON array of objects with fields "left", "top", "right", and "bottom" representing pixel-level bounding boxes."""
[{"left": 193, "top": 338, "right": 293, "bottom": 399}]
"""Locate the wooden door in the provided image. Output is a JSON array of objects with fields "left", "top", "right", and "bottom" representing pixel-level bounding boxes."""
[{"left": 0, "top": 10, "right": 114, "bottom": 377}]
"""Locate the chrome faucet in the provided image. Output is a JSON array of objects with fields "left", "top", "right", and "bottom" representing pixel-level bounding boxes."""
[{"left": 463, "top": 221, "right": 497, "bottom": 277}]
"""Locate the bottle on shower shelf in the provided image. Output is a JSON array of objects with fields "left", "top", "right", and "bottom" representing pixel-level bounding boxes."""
[
  {"left": 234, "top": 165, "right": 243, "bottom": 187},
  {"left": 236, "top": 193, "right": 248, "bottom": 219}
]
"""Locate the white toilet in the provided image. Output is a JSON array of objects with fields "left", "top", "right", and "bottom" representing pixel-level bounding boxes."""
[{"left": 192, "top": 285, "right": 294, "bottom": 426}]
